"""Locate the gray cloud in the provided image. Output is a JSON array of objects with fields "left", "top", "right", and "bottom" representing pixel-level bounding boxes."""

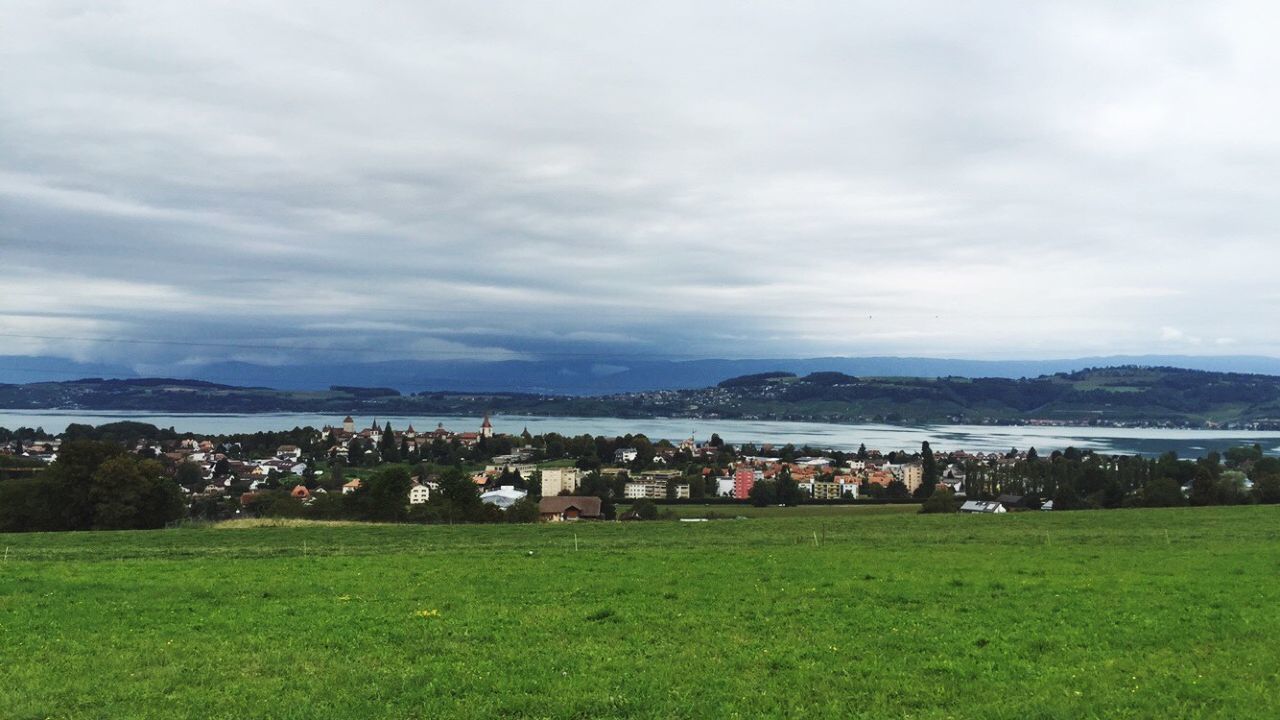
[{"left": 3, "top": 1, "right": 1280, "bottom": 371}]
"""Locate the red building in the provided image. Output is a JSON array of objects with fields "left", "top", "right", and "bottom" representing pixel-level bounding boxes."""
[{"left": 733, "top": 468, "right": 756, "bottom": 500}]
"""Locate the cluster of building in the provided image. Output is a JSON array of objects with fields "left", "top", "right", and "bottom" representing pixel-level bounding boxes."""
[
  {"left": 708, "top": 456, "right": 931, "bottom": 500},
  {"left": 5, "top": 437, "right": 61, "bottom": 463},
  {"left": 4, "top": 414, "right": 1067, "bottom": 519},
  {"left": 321, "top": 415, "right": 493, "bottom": 462}
]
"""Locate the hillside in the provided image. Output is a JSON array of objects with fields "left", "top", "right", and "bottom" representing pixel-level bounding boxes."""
[
  {"left": 3, "top": 366, "right": 1280, "bottom": 427},
  {"left": 13, "top": 353, "right": 1280, "bottom": 393},
  {"left": 681, "top": 366, "right": 1280, "bottom": 427}
]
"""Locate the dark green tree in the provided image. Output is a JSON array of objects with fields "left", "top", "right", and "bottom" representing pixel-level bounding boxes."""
[
  {"left": 363, "top": 466, "right": 413, "bottom": 521},
  {"left": 174, "top": 460, "right": 205, "bottom": 490},
  {"left": 505, "top": 497, "right": 540, "bottom": 523},
  {"left": 1140, "top": 476, "right": 1186, "bottom": 507},
  {"left": 748, "top": 480, "right": 778, "bottom": 507},
  {"left": 1253, "top": 472, "right": 1280, "bottom": 504},
  {"left": 917, "top": 441, "right": 938, "bottom": 498},
  {"left": 918, "top": 487, "right": 958, "bottom": 514},
  {"left": 776, "top": 466, "right": 803, "bottom": 506},
  {"left": 629, "top": 498, "right": 659, "bottom": 520},
  {"left": 380, "top": 423, "right": 400, "bottom": 463}
]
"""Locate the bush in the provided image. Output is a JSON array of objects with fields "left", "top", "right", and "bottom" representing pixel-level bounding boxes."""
[
  {"left": 1253, "top": 474, "right": 1280, "bottom": 504},
  {"left": 506, "top": 497, "right": 540, "bottom": 523},
  {"left": 918, "top": 487, "right": 958, "bottom": 514},
  {"left": 629, "top": 499, "right": 659, "bottom": 520}
]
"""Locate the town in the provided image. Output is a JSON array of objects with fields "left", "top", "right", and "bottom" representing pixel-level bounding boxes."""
[{"left": 3, "top": 413, "right": 1278, "bottom": 532}]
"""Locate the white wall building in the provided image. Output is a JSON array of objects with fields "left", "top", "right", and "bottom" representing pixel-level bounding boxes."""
[
  {"left": 540, "top": 467, "right": 581, "bottom": 497},
  {"left": 408, "top": 483, "right": 431, "bottom": 505}
]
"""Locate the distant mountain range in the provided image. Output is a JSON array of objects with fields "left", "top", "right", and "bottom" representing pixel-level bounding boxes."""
[
  {"left": 8, "top": 354, "right": 1280, "bottom": 395},
  {"left": 4, "top": 366, "right": 1280, "bottom": 428}
]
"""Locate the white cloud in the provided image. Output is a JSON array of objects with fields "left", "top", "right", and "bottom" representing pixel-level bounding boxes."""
[{"left": 3, "top": 1, "right": 1280, "bottom": 366}]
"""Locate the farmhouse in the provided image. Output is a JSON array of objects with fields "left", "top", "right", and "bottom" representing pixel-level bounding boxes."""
[
  {"left": 960, "top": 500, "right": 1006, "bottom": 514},
  {"left": 538, "top": 496, "right": 604, "bottom": 522}
]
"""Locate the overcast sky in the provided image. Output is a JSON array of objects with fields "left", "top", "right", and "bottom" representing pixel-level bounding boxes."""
[{"left": 3, "top": 1, "right": 1279, "bottom": 370}]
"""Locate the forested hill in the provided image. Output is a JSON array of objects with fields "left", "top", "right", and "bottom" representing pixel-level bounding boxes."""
[
  {"left": 3, "top": 367, "right": 1280, "bottom": 427},
  {"left": 694, "top": 366, "right": 1280, "bottom": 427}
]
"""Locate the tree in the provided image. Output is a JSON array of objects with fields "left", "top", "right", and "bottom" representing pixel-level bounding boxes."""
[
  {"left": 0, "top": 476, "right": 63, "bottom": 532},
  {"left": 346, "top": 438, "right": 363, "bottom": 466},
  {"left": 917, "top": 441, "right": 938, "bottom": 499},
  {"left": 436, "top": 467, "right": 484, "bottom": 522},
  {"left": 505, "top": 497, "right": 540, "bottom": 523},
  {"left": 1189, "top": 465, "right": 1220, "bottom": 506},
  {"left": 885, "top": 480, "right": 909, "bottom": 499},
  {"left": 87, "top": 455, "right": 183, "bottom": 530},
  {"left": 1253, "top": 473, "right": 1280, "bottom": 504},
  {"left": 381, "top": 422, "right": 400, "bottom": 463},
  {"left": 1140, "top": 476, "right": 1186, "bottom": 508},
  {"left": 775, "top": 466, "right": 803, "bottom": 506},
  {"left": 748, "top": 480, "right": 778, "bottom": 507},
  {"left": 174, "top": 461, "right": 205, "bottom": 490},
  {"left": 1, "top": 440, "right": 182, "bottom": 532},
  {"left": 577, "top": 470, "right": 617, "bottom": 520},
  {"left": 1052, "top": 482, "right": 1087, "bottom": 511},
  {"left": 43, "top": 440, "right": 128, "bottom": 529},
  {"left": 363, "top": 466, "right": 413, "bottom": 521},
  {"left": 629, "top": 498, "right": 659, "bottom": 520},
  {"left": 1224, "top": 444, "right": 1264, "bottom": 469},
  {"left": 918, "top": 487, "right": 958, "bottom": 514},
  {"left": 1217, "top": 470, "right": 1248, "bottom": 505}
]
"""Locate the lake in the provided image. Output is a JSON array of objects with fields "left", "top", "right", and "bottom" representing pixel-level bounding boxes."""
[{"left": 2, "top": 410, "right": 1279, "bottom": 457}]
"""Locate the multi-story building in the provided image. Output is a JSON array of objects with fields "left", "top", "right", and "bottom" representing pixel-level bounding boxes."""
[
  {"left": 807, "top": 481, "right": 843, "bottom": 500},
  {"left": 408, "top": 483, "right": 431, "bottom": 505},
  {"left": 539, "top": 467, "right": 581, "bottom": 497},
  {"left": 624, "top": 480, "right": 666, "bottom": 499},
  {"left": 715, "top": 476, "right": 736, "bottom": 497},
  {"left": 733, "top": 468, "right": 756, "bottom": 500},
  {"left": 882, "top": 463, "right": 924, "bottom": 494}
]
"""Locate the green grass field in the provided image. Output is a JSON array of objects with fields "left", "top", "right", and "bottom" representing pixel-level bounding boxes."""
[{"left": 3, "top": 507, "right": 1279, "bottom": 718}]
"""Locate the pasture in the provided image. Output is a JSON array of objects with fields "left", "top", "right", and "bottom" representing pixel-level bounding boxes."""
[{"left": 2, "top": 506, "right": 1279, "bottom": 718}]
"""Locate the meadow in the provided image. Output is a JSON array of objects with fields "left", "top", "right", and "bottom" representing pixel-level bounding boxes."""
[{"left": 2, "top": 506, "right": 1279, "bottom": 719}]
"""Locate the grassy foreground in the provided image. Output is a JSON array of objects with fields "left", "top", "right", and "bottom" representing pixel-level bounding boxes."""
[{"left": 2, "top": 507, "right": 1279, "bottom": 719}]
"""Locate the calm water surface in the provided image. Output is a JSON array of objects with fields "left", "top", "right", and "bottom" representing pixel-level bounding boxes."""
[{"left": 3, "top": 410, "right": 1279, "bottom": 457}]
